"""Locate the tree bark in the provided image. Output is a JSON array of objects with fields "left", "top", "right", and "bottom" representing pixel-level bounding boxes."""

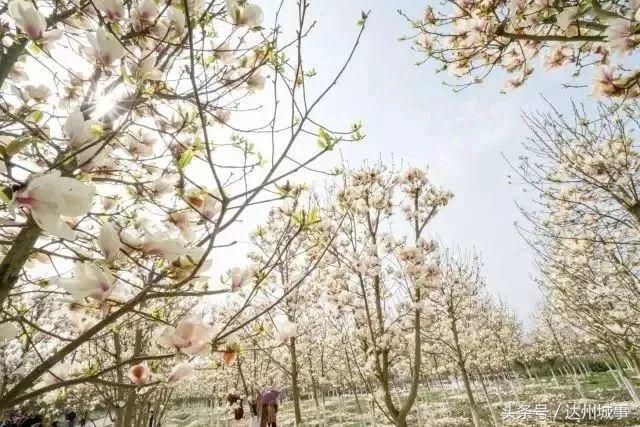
[
  {"left": 289, "top": 337, "right": 302, "bottom": 425},
  {"left": 0, "top": 223, "right": 41, "bottom": 307}
]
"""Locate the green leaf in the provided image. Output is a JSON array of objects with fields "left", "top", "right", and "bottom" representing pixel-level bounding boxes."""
[
  {"left": 27, "top": 110, "right": 43, "bottom": 123},
  {"left": 177, "top": 148, "right": 194, "bottom": 171},
  {"left": 0, "top": 189, "right": 10, "bottom": 204},
  {"left": 6, "top": 137, "right": 38, "bottom": 156},
  {"left": 317, "top": 127, "right": 335, "bottom": 150}
]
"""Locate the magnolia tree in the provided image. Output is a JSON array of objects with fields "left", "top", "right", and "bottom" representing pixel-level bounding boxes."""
[
  {"left": 515, "top": 103, "right": 640, "bottom": 348},
  {"left": 513, "top": 100, "right": 640, "bottom": 403},
  {"left": 317, "top": 164, "right": 452, "bottom": 427},
  {"left": 245, "top": 200, "right": 323, "bottom": 424},
  {"left": 406, "top": 0, "right": 640, "bottom": 95},
  {"left": 422, "top": 250, "right": 493, "bottom": 427},
  {"left": 0, "top": 0, "right": 369, "bottom": 422}
]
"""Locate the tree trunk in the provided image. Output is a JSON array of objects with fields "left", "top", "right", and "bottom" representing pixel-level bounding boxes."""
[
  {"left": 450, "top": 315, "right": 480, "bottom": 427},
  {"left": 0, "top": 223, "right": 40, "bottom": 306},
  {"left": 289, "top": 337, "right": 302, "bottom": 425}
]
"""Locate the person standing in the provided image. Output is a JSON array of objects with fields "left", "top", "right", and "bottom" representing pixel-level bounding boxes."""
[
  {"left": 259, "top": 382, "right": 280, "bottom": 427},
  {"left": 226, "top": 391, "right": 244, "bottom": 425}
]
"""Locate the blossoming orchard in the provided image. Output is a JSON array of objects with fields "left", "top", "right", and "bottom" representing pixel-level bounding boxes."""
[{"left": 1, "top": 0, "right": 640, "bottom": 425}]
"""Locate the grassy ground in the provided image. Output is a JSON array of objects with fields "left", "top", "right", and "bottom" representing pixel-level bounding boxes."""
[{"left": 164, "top": 371, "right": 640, "bottom": 426}]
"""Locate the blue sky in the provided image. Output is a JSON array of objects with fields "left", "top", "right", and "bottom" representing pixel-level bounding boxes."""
[{"left": 264, "top": 0, "right": 594, "bottom": 321}]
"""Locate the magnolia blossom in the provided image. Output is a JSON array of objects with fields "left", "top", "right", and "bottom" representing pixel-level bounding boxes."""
[
  {"left": 86, "top": 28, "right": 126, "bottom": 66},
  {"left": 605, "top": 18, "right": 638, "bottom": 54},
  {"left": 64, "top": 110, "right": 101, "bottom": 147},
  {"left": 169, "top": 211, "right": 196, "bottom": 242},
  {"left": 128, "top": 362, "right": 151, "bottom": 385},
  {"left": 278, "top": 320, "right": 298, "bottom": 342},
  {"left": 247, "top": 70, "right": 266, "bottom": 91},
  {"left": 64, "top": 111, "right": 110, "bottom": 170},
  {"left": 140, "top": 235, "right": 189, "bottom": 261},
  {"left": 126, "top": 132, "right": 157, "bottom": 157},
  {"left": 230, "top": 266, "right": 253, "bottom": 292},
  {"left": 156, "top": 319, "right": 212, "bottom": 356},
  {"left": 132, "top": 0, "right": 157, "bottom": 31},
  {"left": 9, "top": 172, "right": 94, "bottom": 240},
  {"left": 95, "top": 0, "right": 126, "bottom": 22},
  {"left": 188, "top": 191, "right": 222, "bottom": 220},
  {"left": 8, "top": 0, "right": 60, "bottom": 42},
  {"left": 130, "top": 52, "right": 163, "bottom": 81},
  {"left": 23, "top": 84, "right": 51, "bottom": 101},
  {"left": 226, "top": 0, "right": 263, "bottom": 27},
  {"left": 56, "top": 262, "right": 115, "bottom": 303},
  {"left": 99, "top": 222, "right": 121, "bottom": 262},
  {"left": 167, "top": 362, "right": 194, "bottom": 383}
]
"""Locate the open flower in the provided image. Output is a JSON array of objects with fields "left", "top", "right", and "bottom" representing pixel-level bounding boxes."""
[
  {"left": 226, "top": 0, "right": 263, "bottom": 27},
  {"left": 278, "top": 320, "right": 298, "bottom": 342},
  {"left": 169, "top": 211, "right": 196, "bottom": 242},
  {"left": 56, "top": 262, "right": 115, "bottom": 303},
  {"left": 9, "top": 172, "right": 94, "bottom": 240},
  {"left": 94, "top": 0, "right": 125, "bottom": 22},
  {"left": 99, "top": 222, "right": 121, "bottom": 262},
  {"left": 230, "top": 266, "right": 254, "bottom": 292},
  {"left": 140, "top": 234, "right": 189, "bottom": 261},
  {"left": 132, "top": 0, "right": 157, "bottom": 31},
  {"left": 605, "top": 18, "right": 639, "bottom": 54},
  {"left": 86, "top": 28, "right": 126, "bottom": 66},
  {"left": 156, "top": 318, "right": 212, "bottom": 356},
  {"left": 129, "top": 52, "right": 163, "bottom": 81},
  {"left": 9, "top": 0, "right": 45, "bottom": 39},
  {"left": 64, "top": 110, "right": 101, "bottom": 148},
  {"left": 126, "top": 131, "right": 157, "bottom": 157},
  {"left": 167, "top": 362, "right": 194, "bottom": 383},
  {"left": 187, "top": 191, "right": 222, "bottom": 220},
  {"left": 24, "top": 84, "right": 51, "bottom": 101},
  {"left": 128, "top": 362, "right": 151, "bottom": 385}
]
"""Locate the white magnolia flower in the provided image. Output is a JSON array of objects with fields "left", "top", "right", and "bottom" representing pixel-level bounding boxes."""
[
  {"left": 95, "top": 0, "right": 126, "bottom": 22},
  {"left": 605, "top": 18, "right": 638, "bottom": 54},
  {"left": 226, "top": 0, "right": 263, "bottom": 27},
  {"left": 24, "top": 84, "right": 51, "bottom": 101},
  {"left": 156, "top": 319, "right": 212, "bottom": 356},
  {"left": 9, "top": 0, "right": 45, "bottom": 39},
  {"left": 128, "top": 362, "right": 151, "bottom": 385},
  {"left": 64, "top": 110, "right": 101, "bottom": 148},
  {"left": 10, "top": 172, "right": 94, "bottom": 240},
  {"left": 278, "top": 320, "right": 298, "bottom": 342},
  {"left": 188, "top": 191, "right": 222, "bottom": 220},
  {"left": 126, "top": 131, "right": 157, "bottom": 157},
  {"left": 140, "top": 234, "right": 188, "bottom": 261},
  {"left": 130, "top": 52, "right": 163, "bottom": 81},
  {"left": 0, "top": 322, "right": 20, "bottom": 343},
  {"left": 99, "top": 222, "right": 121, "bottom": 262},
  {"left": 167, "top": 8, "right": 186, "bottom": 37},
  {"left": 169, "top": 211, "right": 196, "bottom": 242},
  {"left": 56, "top": 262, "right": 115, "bottom": 302},
  {"left": 167, "top": 362, "right": 194, "bottom": 383},
  {"left": 132, "top": 0, "right": 157, "bottom": 31},
  {"left": 86, "top": 28, "right": 126, "bottom": 66},
  {"left": 247, "top": 70, "right": 265, "bottom": 91},
  {"left": 230, "top": 266, "right": 253, "bottom": 292}
]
